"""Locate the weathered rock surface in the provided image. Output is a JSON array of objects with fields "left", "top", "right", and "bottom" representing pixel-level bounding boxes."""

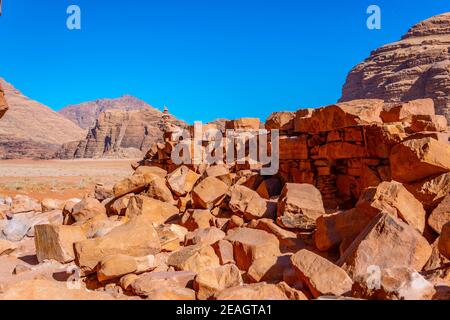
[
  {"left": 338, "top": 214, "right": 432, "bottom": 279},
  {"left": 341, "top": 13, "right": 450, "bottom": 120},
  {"left": 57, "top": 106, "right": 186, "bottom": 159},
  {"left": 277, "top": 183, "right": 325, "bottom": 230},
  {"left": 291, "top": 249, "right": 353, "bottom": 298},
  {"left": 352, "top": 267, "right": 436, "bottom": 300},
  {"left": 0, "top": 78, "right": 85, "bottom": 159}
]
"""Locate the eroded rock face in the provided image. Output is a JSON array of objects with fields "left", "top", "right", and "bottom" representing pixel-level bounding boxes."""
[
  {"left": 58, "top": 108, "right": 186, "bottom": 159},
  {"left": 0, "top": 78, "right": 85, "bottom": 159},
  {"left": 341, "top": 13, "right": 450, "bottom": 120},
  {"left": 0, "top": 83, "right": 8, "bottom": 118}
]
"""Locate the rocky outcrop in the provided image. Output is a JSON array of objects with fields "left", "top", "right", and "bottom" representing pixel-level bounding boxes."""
[
  {"left": 0, "top": 83, "right": 7, "bottom": 118},
  {"left": 0, "top": 78, "right": 85, "bottom": 159},
  {"left": 57, "top": 108, "right": 186, "bottom": 159},
  {"left": 341, "top": 13, "right": 450, "bottom": 120},
  {"left": 58, "top": 95, "right": 154, "bottom": 130}
]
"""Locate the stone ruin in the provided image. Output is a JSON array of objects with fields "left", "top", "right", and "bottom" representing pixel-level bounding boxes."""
[{"left": 143, "top": 98, "right": 449, "bottom": 211}]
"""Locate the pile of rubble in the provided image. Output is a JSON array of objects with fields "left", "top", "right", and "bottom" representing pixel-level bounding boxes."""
[{"left": 1, "top": 98, "right": 450, "bottom": 300}]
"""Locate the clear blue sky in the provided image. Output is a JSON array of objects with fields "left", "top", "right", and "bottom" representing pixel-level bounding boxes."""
[{"left": 0, "top": 0, "right": 449, "bottom": 124}]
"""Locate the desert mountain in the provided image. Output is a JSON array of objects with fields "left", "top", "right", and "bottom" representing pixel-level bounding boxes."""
[
  {"left": 341, "top": 12, "right": 450, "bottom": 120},
  {"left": 57, "top": 106, "right": 187, "bottom": 159},
  {"left": 0, "top": 78, "right": 86, "bottom": 159},
  {"left": 59, "top": 95, "right": 152, "bottom": 129}
]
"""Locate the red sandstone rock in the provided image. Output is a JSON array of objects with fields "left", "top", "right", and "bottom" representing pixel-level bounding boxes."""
[
  {"left": 225, "top": 228, "right": 280, "bottom": 271},
  {"left": 291, "top": 249, "right": 353, "bottom": 298},
  {"left": 390, "top": 138, "right": 450, "bottom": 183},
  {"left": 338, "top": 213, "right": 432, "bottom": 279},
  {"left": 277, "top": 183, "right": 325, "bottom": 230}
]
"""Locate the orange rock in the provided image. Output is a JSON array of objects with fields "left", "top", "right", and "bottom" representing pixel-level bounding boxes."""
[
  {"left": 314, "top": 208, "right": 375, "bottom": 252},
  {"left": 294, "top": 99, "right": 384, "bottom": 133},
  {"left": 316, "top": 142, "right": 367, "bottom": 159},
  {"left": 0, "top": 279, "right": 114, "bottom": 300},
  {"left": 277, "top": 183, "right": 325, "bottom": 230},
  {"left": 291, "top": 249, "right": 353, "bottom": 298},
  {"left": 131, "top": 271, "right": 196, "bottom": 296},
  {"left": 356, "top": 181, "right": 426, "bottom": 233},
  {"left": 247, "top": 254, "right": 292, "bottom": 283},
  {"left": 229, "top": 185, "right": 269, "bottom": 220},
  {"left": 97, "top": 254, "right": 155, "bottom": 282},
  {"left": 279, "top": 136, "right": 308, "bottom": 160},
  {"left": 143, "top": 174, "right": 175, "bottom": 204},
  {"left": 181, "top": 209, "right": 215, "bottom": 231},
  {"left": 192, "top": 177, "right": 228, "bottom": 209},
  {"left": 428, "top": 195, "right": 450, "bottom": 234},
  {"left": 166, "top": 165, "right": 200, "bottom": 196},
  {"left": 70, "top": 197, "right": 107, "bottom": 223},
  {"left": 438, "top": 222, "right": 450, "bottom": 260},
  {"left": 380, "top": 99, "right": 436, "bottom": 123},
  {"left": 390, "top": 138, "right": 450, "bottom": 183},
  {"left": 167, "top": 244, "right": 220, "bottom": 273},
  {"left": 193, "top": 264, "right": 243, "bottom": 300},
  {"left": 34, "top": 224, "right": 86, "bottom": 263},
  {"left": 406, "top": 173, "right": 450, "bottom": 209},
  {"left": 215, "top": 282, "right": 289, "bottom": 300},
  {"left": 212, "top": 240, "right": 235, "bottom": 265},
  {"left": 338, "top": 213, "right": 432, "bottom": 279},
  {"left": 265, "top": 112, "right": 296, "bottom": 131},
  {"left": 185, "top": 227, "right": 226, "bottom": 246},
  {"left": 410, "top": 114, "right": 448, "bottom": 132},
  {"left": 125, "top": 195, "right": 179, "bottom": 225},
  {"left": 225, "top": 118, "right": 260, "bottom": 130},
  {"left": 147, "top": 287, "right": 196, "bottom": 300},
  {"left": 225, "top": 228, "right": 280, "bottom": 271},
  {"left": 74, "top": 215, "right": 161, "bottom": 275}
]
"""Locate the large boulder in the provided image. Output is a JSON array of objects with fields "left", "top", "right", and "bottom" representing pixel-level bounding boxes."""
[
  {"left": 192, "top": 177, "right": 228, "bottom": 209},
  {"left": 277, "top": 183, "right": 325, "bottom": 230},
  {"left": 167, "top": 244, "right": 220, "bottom": 273},
  {"left": 71, "top": 197, "right": 107, "bottom": 223},
  {"left": 338, "top": 213, "right": 432, "bottom": 279},
  {"left": 390, "top": 138, "right": 450, "bottom": 183},
  {"left": 380, "top": 99, "right": 436, "bottom": 123},
  {"left": 225, "top": 228, "right": 280, "bottom": 271},
  {"left": 291, "top": 249, "right": 353, "bottom": 298},
  {"left": 294, "top": 99, "right": 384, "bottom": 133},
  {"left": 74, "top": 215, "right": 161, "bottom": 275},
  {"left": 34, "top": 224, "right": 87, "bottom": 263},
  {"left": 356, "top": 181, "right": 426, "bottom": 233},
  {"left": 193, "top": 264, "right": 243, "bottom": 300},
  {"left": 166, "top": 166, "right": 200, "bottom": 196},
  {"left": 125, "top": 195, "right": 179, "bottom": 225},
  {"left": 229, "top": 185, "right": 269, "bottom": 220}
]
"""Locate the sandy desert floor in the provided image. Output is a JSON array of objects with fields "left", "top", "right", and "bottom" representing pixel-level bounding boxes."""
[{"left": 0, "top": 159, "right": 137, "bottom": 200}]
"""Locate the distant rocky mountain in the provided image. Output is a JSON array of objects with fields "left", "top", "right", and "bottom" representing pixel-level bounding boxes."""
[
  {"left": 0, "top": 79, "right": 86, "bottom": 159},
  {"left": 341, "top": 12, "right": 450, "bottom": 120},
  {"left": 57, "top": 107, "right": 187, "bottom": 159},
  {"left": 58, "top": 95, "right": 153, "bottom": 129}
]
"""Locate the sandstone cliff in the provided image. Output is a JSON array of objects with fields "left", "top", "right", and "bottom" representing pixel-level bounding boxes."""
[
  {"left": 341, "top": 12, "right": 450, "bottom": 120},
  {"left": 0, "top": 83, "right": 7, "bottom": 118},
  {"left": 57, "top": 108, "right": 186, "bottom": 159},
  {"left": 0, "top": 79, "right": 85, "bottom": 159},
  {"left": 58, "top": 95, "right": 153, "bottom": 130}
]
